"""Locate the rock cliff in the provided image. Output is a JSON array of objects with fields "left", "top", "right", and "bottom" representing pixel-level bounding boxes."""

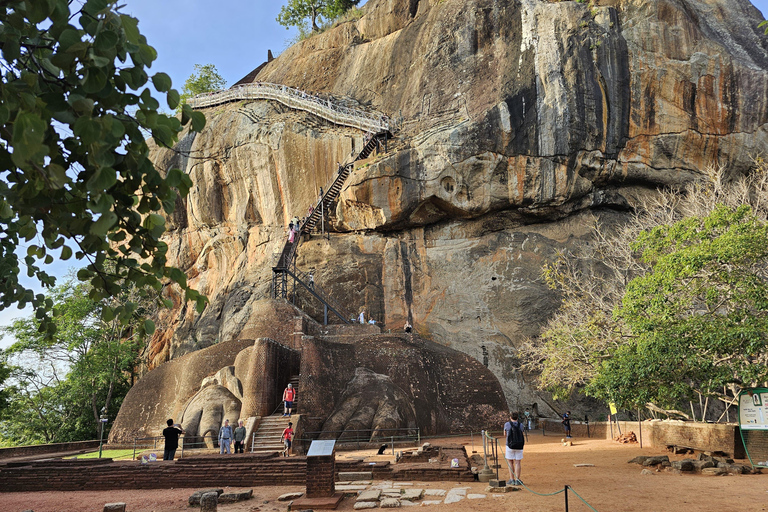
[{"left": 145, "top": 0, "right": 768, "bottom": 416}]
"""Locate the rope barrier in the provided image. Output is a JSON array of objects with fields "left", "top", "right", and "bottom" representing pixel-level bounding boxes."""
[{"left": 568, "top": 487, "right": 600, "bottom": 512}]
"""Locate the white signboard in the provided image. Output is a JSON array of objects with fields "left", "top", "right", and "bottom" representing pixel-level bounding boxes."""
[{"left": 739, "top": 390, "right": 768, "bottom": 430}]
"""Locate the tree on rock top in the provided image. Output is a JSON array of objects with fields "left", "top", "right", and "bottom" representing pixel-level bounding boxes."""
[
  {"left": 179, "top": 64, "right": 226, "bottom": 111},
  {"left": 0, "top": 0, "right": 208, "bottom": 337},
  {"left": 277, "top": 0, "right": 361, "bottom": 32}
]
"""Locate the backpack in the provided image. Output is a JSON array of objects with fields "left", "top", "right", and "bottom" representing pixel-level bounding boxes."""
[{"left": 507, "top": 421, "right": 525, "bottom": 450}]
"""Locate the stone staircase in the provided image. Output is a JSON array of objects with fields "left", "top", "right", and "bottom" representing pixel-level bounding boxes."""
[{"left": 251, "top": 376, "right": 300, "bottom": 454}]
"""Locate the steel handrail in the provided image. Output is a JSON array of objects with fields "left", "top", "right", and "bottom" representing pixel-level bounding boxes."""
[{"left": 188, "top": 82, "right": 393, "bottom": 133}]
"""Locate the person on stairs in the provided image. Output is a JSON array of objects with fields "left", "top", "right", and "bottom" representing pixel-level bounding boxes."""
[
  {"left": 282, "top": 422, "right": 294, "bottom": 457},
  {"left": 283, "top": 383, "right": 296, "bottom": 417},
  {"left": 358, "top": 310, "right": 365, "bottom": 324}
]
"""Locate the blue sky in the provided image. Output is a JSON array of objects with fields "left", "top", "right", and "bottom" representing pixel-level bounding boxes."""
[{"left": 1, "top": 0, "right": 766, "bottom": 347}]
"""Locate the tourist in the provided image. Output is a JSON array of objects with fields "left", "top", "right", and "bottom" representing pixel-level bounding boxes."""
[
  {"left": 233, "top": 420, "right": 247, "bottom": 454},
  {"left": 162, "top": 419, "right": 183, "bottom": 461},
  {"left": 219, "top": 419, "right": 233, "bottom": 454},
  {"left": 404, "top": 321, "right": 412, "bottom": 333},
  {"left": 368, "top": 318, "right": 376, "bottom": 325},
  {"left": 562, "top": 411, "right": 572, "bottom": 438},
  {"left": 283, "top": 383, "right": 296, "bottom": 416},
  {"left": 504, "top": 412, "right": 525, "bottom": 486},
  {"left": 288, "top": 221, "right": 295, "bottom": 243},
  {"left": 358, "top": 310, "right": 365, "bottom": 324},
  {"left": 524, "top": 408, "right": 532, "bottom": 431},
  {"left": 308, "top": 270, "right": 315, "bottom": 289},
  {"left": 282, "top": 421, "right": 294, "bottom": 457}
]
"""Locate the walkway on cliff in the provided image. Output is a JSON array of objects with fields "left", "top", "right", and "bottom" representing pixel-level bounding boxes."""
[
  {"left": 272, "top": 132, "right": 388, "bottom": 324},
  {"left": 188, "top": 82, "right": 393, "bottom": 134}
]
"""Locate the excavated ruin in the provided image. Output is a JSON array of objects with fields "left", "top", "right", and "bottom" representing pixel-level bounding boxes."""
[{"left": 110, "top": 0, "right": 768, "bottom": 442}]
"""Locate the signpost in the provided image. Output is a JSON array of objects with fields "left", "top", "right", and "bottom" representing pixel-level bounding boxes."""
[{"left": 738, "top": 388, "right": 768, "bottom": 468}]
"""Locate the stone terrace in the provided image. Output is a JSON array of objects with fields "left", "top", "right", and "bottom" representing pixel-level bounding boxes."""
[{"left": 0, "top": 445, "right": 473, "bottom": 492}]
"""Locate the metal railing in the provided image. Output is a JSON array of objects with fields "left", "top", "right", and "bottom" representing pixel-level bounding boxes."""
[
  {"left": 299, "top": 427, "right": 420, "bottom": 454},
  {"left": 132, "top": 433, "right": 250, "bottom": 460},
  {"left": 188, "top": 82, "right": 393, "bottom": 133}
]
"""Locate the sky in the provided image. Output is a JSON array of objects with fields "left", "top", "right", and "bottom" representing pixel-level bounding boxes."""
[{"left": 0, "top": 0, "right": 767, "bottom": 347}]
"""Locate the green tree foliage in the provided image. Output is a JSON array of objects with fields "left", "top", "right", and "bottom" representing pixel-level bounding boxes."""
[
  {"left": 277, "top": 0, "right": 360, "bottom": 32},
  {"left": 1, "top": 278, "right": 151, "bottom": 444},
  {"left": 0, "top": 0, "right": 208, "bottom": 337},
  {"left": 589, "top": 205, "right": 768, "bottom": 409},
  {"left": 179, "top": 64, "right": 226, "bottom": 109},
  {"left": 521, "top": 165, "right": 768, "bottom": 418}
]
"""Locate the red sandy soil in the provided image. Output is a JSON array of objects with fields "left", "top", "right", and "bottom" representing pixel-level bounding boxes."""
[{"left": 2, "top": 432, "right": 766, "bottom": 512}]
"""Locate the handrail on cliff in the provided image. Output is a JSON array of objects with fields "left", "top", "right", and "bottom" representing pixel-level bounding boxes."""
[{"left": 188, "top": 82, "right": 393, "bottom": 134}]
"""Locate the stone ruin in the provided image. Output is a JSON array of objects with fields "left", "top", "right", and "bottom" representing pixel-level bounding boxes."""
[{"left": 109, "top": 299, "right": 507, "bottom": 446}]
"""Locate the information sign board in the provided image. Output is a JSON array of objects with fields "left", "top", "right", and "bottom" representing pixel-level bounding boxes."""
[
  {"left": 307, "top": 439, "right": 336, "bottom": 457},
  {"left": 739, "top": 389, "right": 768, "bottom": 430}
]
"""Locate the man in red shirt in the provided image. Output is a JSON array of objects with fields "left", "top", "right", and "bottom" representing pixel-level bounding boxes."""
[
  {"left": 282, "top": 383, "right": 296, "bottom": 416},
  {"left": 282, "top": 422, "right": 294, "bottom": 457}
]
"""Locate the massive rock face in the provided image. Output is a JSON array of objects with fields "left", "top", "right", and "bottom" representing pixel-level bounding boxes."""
[{"left": 144, "top": 0, "right": 768, "bottom": 417}]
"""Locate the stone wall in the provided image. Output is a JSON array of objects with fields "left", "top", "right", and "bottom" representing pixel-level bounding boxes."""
[
  {"left": 239, "top": 338, "right": 300, "bottom": 418},
  {"left": 0, "top": 441, "right": 100, "bottom": 460},
  {"left": 541, "top": 419, "right": 746, "bottom": 458}
]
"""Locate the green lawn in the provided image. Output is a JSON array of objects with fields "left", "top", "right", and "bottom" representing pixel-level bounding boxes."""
[{"left": 67, "top": 449, "right": 137, "bottom": 460}]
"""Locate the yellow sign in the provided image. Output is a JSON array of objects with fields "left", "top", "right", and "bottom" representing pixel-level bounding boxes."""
[{"left": 609, "top": 403, "right": 618, "bottom": 415}]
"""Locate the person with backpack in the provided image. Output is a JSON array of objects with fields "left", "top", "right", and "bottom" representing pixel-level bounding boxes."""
[{"left": 504, "top": 412, "right": 525, "bottom": 486}]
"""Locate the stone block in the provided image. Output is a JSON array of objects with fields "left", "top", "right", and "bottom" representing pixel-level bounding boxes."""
[
  {"left": 218, "top": 490, "right": 253, "bottom": 503},
  {"left": 421, "top": 500, "right": 442, "bottom": 506},
  {"left": 189, "top": 489, "right": 224, "bottom": 506},
  {"left": 400, "top": 489, "right": 423, "bottom": 500},
  {"left": 336, "top": 485, "right": 369, "bottom": 492},
  {"left": 467, "top": 494, "right": 486, "bottom": 499},
  {"left": 381, "top": 498, "right": 401, "bottom": 508},
  {"left": 339, "top": 471, "right": 373, "bottom": 481},
  {"left": 357, "top": 490, "right": 382, "bottom": 502},
  {"left": 354, "top": 502, "right": 378, "bottom": 510},
  {"left": 423, "top": 489, "right": 446, "bottom": 497},
  {"left": 486, "top": 485, "right": 519, "bottom": 493},
  {"left": 400, "top": 500, "right": 417, "bottom": 506},
  {"left": 488, "top": 480, "right": 506, "bottom": 487},
  {"left": 103, "top": 503, "right": 126, "bottom": 512},
  {"left": 278, "top": 492, "right": 304, "bottom": 501},
  {"left": 628, "top": 456, "right": 649, "bottom": 465},
  {"left": 701, "top": 467, "right": 727, "bottom": 476},
  {"left": 200, "top": 492, "right": 218, "bottom": 512},
  {"left": 671, "top": 459, "right": 695, "bottom": 471},
  {"left": 444, "top": 494, "right": 464, "bottom": 504},
  {"left": 641, "top": 469, "right": 654, "bottom": 475}
]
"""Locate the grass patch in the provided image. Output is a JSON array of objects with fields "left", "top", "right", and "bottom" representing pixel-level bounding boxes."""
[{"left": 66, "top": 449, "right": 137, "bottom": 460}]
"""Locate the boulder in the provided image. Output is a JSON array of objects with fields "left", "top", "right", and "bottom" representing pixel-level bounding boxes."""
[
  {"left": 671, "top": 460, "right": 695, "bottom": 472},
  {"left": 200, "top": 492, "right": 218, "bottom": 512},
  {"left": 189, "top": 489, "right": 224, "bottom": 507},
  {"left": 642, "top": 456, "right": 669, "bottom": 466},
  {"left": 692, "top": 460, "right": 716, "bottom": 471},
  {"left": 103, "top": 504, "right": 126, "bottom": 512}
]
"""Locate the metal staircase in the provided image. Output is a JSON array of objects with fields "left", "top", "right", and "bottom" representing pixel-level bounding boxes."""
[{"left": 271, "top": 133, "right": 387, "bottom": 323}]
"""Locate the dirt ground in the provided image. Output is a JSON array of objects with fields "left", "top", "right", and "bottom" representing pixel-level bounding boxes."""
[{"left": 2, "top": 432, "right": 766, "bottom": 512}]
